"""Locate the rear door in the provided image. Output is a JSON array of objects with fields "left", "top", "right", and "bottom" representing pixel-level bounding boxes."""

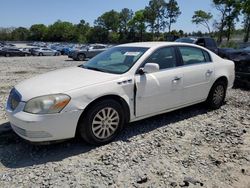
[{"left": 177, "top": 46, "right": 214, "bottom": 104}]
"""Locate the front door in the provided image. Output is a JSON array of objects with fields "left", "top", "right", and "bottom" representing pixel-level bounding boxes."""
[{"left": 135, "top": 47, "right": 183, "bottom": 117}]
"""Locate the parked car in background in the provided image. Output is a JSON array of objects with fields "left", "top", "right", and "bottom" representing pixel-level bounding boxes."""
[
  {"left": 68, "top": 44, "right": 109, "bottom": 61},
  {"left": 176, "top": 37, "right": 218, "bottom": 54},
  {"left": 0, "top": 48, "right": 31, "bottom": 57},
  {"left": 32, "top": 48, "right": 61, "bottom": 56},
  {"left": 6, "top": 42, "right": 235, "bottom": 145},
  {"left": 220, "top": 47, "right": 250, "bottom": 87},
  {"left": 19, "top": 48, "right": 31, "bottom": 53}
]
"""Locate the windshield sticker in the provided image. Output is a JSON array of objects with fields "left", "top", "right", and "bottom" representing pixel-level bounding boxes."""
[{"left": 124, "top": 52, "right": 140, "bottom": 56}]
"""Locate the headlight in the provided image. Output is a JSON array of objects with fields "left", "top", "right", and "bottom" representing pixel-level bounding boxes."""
[{"left": 24, "top": 94, "right": 70, "bottom": 114}]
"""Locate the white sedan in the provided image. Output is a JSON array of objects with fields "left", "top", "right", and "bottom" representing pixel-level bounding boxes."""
[
  {"left": 33, "top": 48, "right": 61, "bottom": 56},
  {"left": 6, "top": 42, "right": 235, "bottom": 145}
]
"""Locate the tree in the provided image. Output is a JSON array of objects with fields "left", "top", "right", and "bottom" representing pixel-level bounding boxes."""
[
  {"left": 128, "top": 10, "right": 146, "bottom": 41},
  {"left": 46, "top": 20, "right": 75, "bottom": 41},
  {"left": 29, "top": 24, "right": 47, "bottom": 41},
  {"left": 119, "top": 8, "right": 133, "bottom": 33},
  {"left": 192, "top": 10, "right": 213, "bottom": 33},
  {"left": 242, "top": 0, "right": 250, "bottom": 42},
  {"left": 74, "top": 19, "right": 90, "bottom": 43},
  {"left": 119, "top": 8, "right": 133, "bottom": 42},
  {"left": 164, "top": 0, "right": 181, "bottom": 33},
  {"left": 95, "top": 10, "right": 120, "bottom": 32},
  {"left": 11, "top": 27, "right": 30, "bottom": 41},
  {"left": 213, "top": 0, "right": 241, "bottom": 43},
  {"left": 143, "top": 0, "right": 167, "bottom": 39},
  {"left": 0, "top": 27, "right": 13, "bottom": 41},
  {"left": 86, "top": 26, "right": 109, "bottom": 43}
]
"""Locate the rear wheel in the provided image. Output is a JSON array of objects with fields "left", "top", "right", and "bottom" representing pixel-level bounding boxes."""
[
  {"left": 206, "top": 80, "right": 227, "bottom": 109},
  {"left": 78, "top": 99, "right": 124, "bottom": 145},
  {"left": 39, "top": 53, "right": 43, "bottom": 56},
  {"left": 77, "top": 54, "right": 85, "bottom": 61}
]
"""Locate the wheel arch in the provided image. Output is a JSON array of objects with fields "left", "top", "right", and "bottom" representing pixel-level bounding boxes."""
[
  {"left": 75, "top": 94, "right": 130, "bottom": 136},
  {"left": 214, "top": 76, "right": 228, "bottom": 87},
  {"left": 206, "top": 76, "right": 228, "bottom": 100}
]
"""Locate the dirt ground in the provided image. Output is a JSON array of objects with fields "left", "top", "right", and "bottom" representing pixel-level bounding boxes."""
[{"left": 0, "top": 55, "right": 249, "bottom": 188}]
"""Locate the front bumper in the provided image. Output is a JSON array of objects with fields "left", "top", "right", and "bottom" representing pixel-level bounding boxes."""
[{"left": 6, "top": 102, "right": 82, "bottom": 142}]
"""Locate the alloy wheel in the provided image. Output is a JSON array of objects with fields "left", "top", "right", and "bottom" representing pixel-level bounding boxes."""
[
  {"left": 213, "top": 85, "right": 225, "bottom": 105},
  {"left": 91, "top": 107, "right": 120, "bottom": 139}
]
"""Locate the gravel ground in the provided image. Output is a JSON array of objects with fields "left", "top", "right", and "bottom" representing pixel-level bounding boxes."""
[{"left": 0, "top": 56, "right": 249, "bottom": 188}]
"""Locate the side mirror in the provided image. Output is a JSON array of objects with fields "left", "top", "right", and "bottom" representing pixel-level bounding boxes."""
[{"left": 142, "top": 63, "right": 160, "bottom": 74}]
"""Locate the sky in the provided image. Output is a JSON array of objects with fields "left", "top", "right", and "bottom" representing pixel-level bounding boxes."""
[{"left": 0, "top": 0, "right": 233, "bottom": 32}]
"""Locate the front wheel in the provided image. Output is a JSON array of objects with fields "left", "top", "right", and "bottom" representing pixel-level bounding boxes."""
[
  {"left": 78, "top": 99, "right": 125, "bottom": 145},
  {"left": 77, "top": 54, "right": 85, "bottom": 61},
  {"left": 206, "top": 80, "right": 227, "bottom": 109}
]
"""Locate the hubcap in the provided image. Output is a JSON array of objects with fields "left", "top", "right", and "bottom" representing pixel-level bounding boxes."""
[
  {"left": 92, "top": 107, "right": 119, "bottom": 139},
  {"left": 79, "top": 55, "right": 84, "bottom": 60},
  {"left": 213, "top": 85, "right": 224, "bottom": 105}
]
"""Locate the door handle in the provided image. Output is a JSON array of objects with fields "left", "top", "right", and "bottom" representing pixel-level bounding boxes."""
[
  {"left": 207, "top": 70, "right": 213, "bottom": 74},
  {"left": 172, "top": 76, "right": 182, "bottom": 83},
  {"left": 206, "top": 70, "right": 213, "bottom": 76},
  {"left": 173, "top": 76, "right": 182, "bottom": 81}
]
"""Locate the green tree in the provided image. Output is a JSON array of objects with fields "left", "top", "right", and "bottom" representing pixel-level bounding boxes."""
[
  {"left": 74, "top": 19, "right": 90, "bottom": 43},
  {"left": 86, "top": 26, "right": 109, "bottom": 43},
  {"left": 46, "top": 20, "right": 75, "bottom": 42},
  {"left": 164, "top": 0, "right": 181, "bottom": 33},
  {"left": 11, "top": 27, "right": 30, "bottom": 41},
  {"left": 119, "top": 8, "right": 133, "bottom": 42},
  {"left": 213, "top": 0, "right": 241, "bottom": 43},
  {"left": 0, "top": 27, "right": 13, "bottom": 41},
  {"left": 128, "top": 10, "right": 146, "bottom": 41},
  {"left": 29, "top": 24, "right": 47, "bottom": 41},
  {"left": 242, "top": 0, "right": 250, "bottom": 42},
  {"left": 144, "top": 0, "right": 166, "bottom": 39},
  {"left": 192, "top": 10, "right": 213, "bottom": 33},
  {"left": 95, "top": 10, "right": 120, "bottom": 32}
]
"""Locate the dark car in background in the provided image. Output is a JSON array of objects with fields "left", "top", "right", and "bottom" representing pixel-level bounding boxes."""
[
  {"left": 223, "top": 47, "right": 250, "bottom": 87},
  {"left": 68, "top": 44, "right": 109, "bottom": 61},
  {"left": 0, "top": 48, "right": 31, "bottom": 57},
  {"left": 175, "top": 37, "right": 218, "bottom": 54}
]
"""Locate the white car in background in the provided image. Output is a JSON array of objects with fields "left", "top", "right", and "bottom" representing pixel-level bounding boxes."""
[
  {"left": 6, "top": 42, "right": 235, "bottom": 145},
  {"left": 33, "top": 48, "right": 61, "bottom": 56}
]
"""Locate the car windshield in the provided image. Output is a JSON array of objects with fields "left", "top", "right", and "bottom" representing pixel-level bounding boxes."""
[{"left": 80, "top": 46, "right": 149, "bottom": 74}]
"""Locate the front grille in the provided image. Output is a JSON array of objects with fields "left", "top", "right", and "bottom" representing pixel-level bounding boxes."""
[{"left": 7, "top": 88, "right": 21, "bottom": 110}]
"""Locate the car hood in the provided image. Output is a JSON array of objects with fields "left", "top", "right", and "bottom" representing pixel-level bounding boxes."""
[{"left": 15, "top": 67, "right": 120, "bottom": 101}]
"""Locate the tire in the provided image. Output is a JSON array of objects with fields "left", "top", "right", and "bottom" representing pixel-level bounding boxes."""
[
  {"left": 206, "top": 80, "right": 227, "bottom": 109},
  {"left": 77, "top": 54, "right": 85, "bottom": 61},
  {"left": 24, "top": 53, "right": 28, "bottom": 57},
  {"left": 78, "top": 99, "right": 125, "bottom": 145},
  {"left": 39, "top": 53, "right": 43, "bottom": 56},
  {"left": 5, "top": 53, "right": 10, "bottom": 57}
]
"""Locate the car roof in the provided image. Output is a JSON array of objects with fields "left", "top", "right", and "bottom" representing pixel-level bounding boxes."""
[{"left": 118, "top": 41, "right": 200, "bottom": 49}]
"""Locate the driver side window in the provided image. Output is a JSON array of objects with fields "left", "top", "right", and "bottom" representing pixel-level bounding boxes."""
[{"left": 144, "top": 47, "right": 177, "bottom": 70}]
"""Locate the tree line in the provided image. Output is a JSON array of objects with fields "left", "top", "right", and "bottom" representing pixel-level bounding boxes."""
[{"left": 0, "top": 0, "right": 249, "bottom": 43}]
